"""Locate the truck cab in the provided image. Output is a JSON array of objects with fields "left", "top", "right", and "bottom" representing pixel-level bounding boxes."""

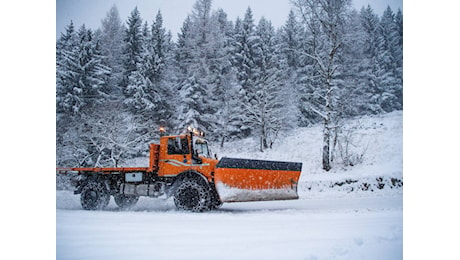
[{"left": 157, "top": 133, "right": 218, "bottom": 183}]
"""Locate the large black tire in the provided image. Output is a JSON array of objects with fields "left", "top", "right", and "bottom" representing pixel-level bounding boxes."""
[
  {"left": 113, "top": 194, "right": 139, "bottom": 209},
  {"left": 80, "top": 181, "right": 110, "bottom": 210},
  {"left": 173, "top": 179, "right": 212, "bottom": 212}
]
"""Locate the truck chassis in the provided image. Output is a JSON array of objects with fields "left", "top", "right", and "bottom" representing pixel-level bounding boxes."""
[{"left": 57, "top": 131, "right": 301, "bottom": 212}]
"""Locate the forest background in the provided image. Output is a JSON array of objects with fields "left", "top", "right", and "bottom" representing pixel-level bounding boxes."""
[{"left": 56, "top": 0, "right": 403, "bottom": 170}]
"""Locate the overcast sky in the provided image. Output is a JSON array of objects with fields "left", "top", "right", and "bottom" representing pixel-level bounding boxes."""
[{"left": 56, "top": 0, "right": 403, "bottom": 40}]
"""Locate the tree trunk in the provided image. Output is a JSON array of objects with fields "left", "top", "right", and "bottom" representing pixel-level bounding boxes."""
[
  {"left": 322, "top": 121, "right": 331, "bottom": 171},
  {"left": 260, "top": 121, "right": 268, "bottom": 152},
  {"left": 220, "top": 135, "right": 225, "bottom": 148},
  {"left": 260, "top": 136, "right": 264, "bottom": 152},
  {"left": 322, "top": 78, "right": 333, "bottom": 172},
  {"left": 331, "top": 125, "right": 339, "bottom": 163}
]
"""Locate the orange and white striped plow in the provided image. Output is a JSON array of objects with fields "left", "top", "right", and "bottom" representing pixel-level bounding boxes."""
[{"left": 214, "top": 157, "right": 302, "bottom": 202}]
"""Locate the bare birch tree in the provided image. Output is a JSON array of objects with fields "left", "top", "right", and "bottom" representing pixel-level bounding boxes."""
[{"left": 292, "top": 0, "right": 351, "bottom": 171}]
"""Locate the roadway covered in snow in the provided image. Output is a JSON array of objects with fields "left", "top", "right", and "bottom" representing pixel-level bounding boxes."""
[{"left": 57, "top": 190, "right": 402, "bottom": 260}]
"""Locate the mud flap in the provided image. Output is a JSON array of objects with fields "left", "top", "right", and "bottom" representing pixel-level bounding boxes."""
[{"left": 214, "top": 157, "right": 302, "bottom": 202}]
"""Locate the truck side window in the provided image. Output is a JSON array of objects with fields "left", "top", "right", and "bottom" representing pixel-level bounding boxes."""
[{"left": 167, "top": 137, "right": 190, "bottom": 155}]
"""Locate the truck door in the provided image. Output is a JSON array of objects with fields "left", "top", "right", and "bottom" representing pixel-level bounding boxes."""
[{"left": 158, "top": 136, "right": 192, "bottom": 177}]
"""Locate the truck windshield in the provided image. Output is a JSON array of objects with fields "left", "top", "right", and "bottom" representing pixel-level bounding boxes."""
[{"left": 194, "top": 138, "right": 211, "bottom": 158}]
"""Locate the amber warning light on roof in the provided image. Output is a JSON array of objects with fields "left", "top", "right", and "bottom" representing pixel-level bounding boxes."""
[{"left": 187, "top": 126, "right": 205, "bottom": 137}]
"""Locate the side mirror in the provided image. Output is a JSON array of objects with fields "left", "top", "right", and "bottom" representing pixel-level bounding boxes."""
[
  {"left": 192, "top": 153, "right": 202, "bottom": 164},
  {"left": 214, "top": 154, "right": 218, "bottom": 160}
]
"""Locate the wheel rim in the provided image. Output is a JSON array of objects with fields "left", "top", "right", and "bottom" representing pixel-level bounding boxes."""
[
  {"left": 81, "top": 189, "right": 99, "bottom": 209},
  {"left": 178, "top": 186, "right": 200, "bottom": 209},
  {"left": 88, "top": 191, "right": 97, "bottom": 199},
  {"left": 81, "top": 183, "right": 109, "bottom": 210},
  {"left": 174, "top": 181, "right": 209, "bottom": 212}
]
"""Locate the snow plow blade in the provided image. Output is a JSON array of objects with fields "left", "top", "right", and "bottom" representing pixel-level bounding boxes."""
[{"left": 214, "top": 157, "right": 302, "bottom": 202}]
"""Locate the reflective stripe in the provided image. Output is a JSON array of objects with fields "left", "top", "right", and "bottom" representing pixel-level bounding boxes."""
[{"left": 159, "top": 159, "right": 209, "bottom": 167}]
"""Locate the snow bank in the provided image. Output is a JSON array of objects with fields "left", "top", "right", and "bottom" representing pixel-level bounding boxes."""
[{"left": 214, "top": 111, "right": 403, "bottom": 197}]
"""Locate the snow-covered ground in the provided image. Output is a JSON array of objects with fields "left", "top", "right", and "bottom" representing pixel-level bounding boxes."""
[
  {"left": 56, "top": 111, "right": 403, "bottom": 260},
  {"left": 57, "top": 192, "right": 402, "bottom": 260}
]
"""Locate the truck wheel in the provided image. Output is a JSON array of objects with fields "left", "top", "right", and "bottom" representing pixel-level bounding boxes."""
[
  {"left": 173, "top": 179, "right": 211, "bottom": 212},
  {"left": 209, "top": 190, "right": 223, "bottom": 210},
  {"left": 114, "top": 194, "right": 139, "bottom": 209},
  {"left": 80, "top": 181, "right": 110, "bottom": 210}
]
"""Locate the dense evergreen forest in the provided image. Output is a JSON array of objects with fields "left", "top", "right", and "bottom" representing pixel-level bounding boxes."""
[{"left": 56, "top": 0, "right": 402, "bottom": 170}]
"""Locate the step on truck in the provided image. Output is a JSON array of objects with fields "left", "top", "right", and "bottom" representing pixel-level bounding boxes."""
[{"left": 57, "top": 129, "right": 302, "bottom": 212}]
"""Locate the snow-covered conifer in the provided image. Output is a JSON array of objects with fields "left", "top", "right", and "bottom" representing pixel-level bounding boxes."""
[
  {"left": 56, "top": 23, "right": 112, "bottom": 167},
  {"left": 246, "top": 17, "right": 285, "bottom": 151},
  {"left": 174, "top": 0, "right": 224, "bottom": 134},
  {"left": 56, "top": 24, "right": 111, "bottom": 115},
  {"left": 377, "top": 6, "right": 402, "bottom": 112},
  {"left": 99, "top": 5, "right": 125, "bottom": 97},
  {"left": 205, "top": 9, "right": 243, "bottom": 146},
  {"left": 122, "top": 7, "right": 144, "bottom": 90}
]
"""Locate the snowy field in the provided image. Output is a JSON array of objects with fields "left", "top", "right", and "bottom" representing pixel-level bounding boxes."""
[
  {"left": 56, "top": 111, "right": 403, "bottom": 260},
  {"left": 57, "top": 191, "right": 402, "bottom": 260}
]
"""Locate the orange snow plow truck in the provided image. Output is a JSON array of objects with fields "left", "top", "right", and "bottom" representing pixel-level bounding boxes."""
[{"left": 57, "top": 130, "right": 302, "bottom": 212}]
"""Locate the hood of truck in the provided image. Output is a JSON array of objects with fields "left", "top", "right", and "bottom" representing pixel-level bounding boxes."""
[
  {"left": 200, "top": 157, "right": 219, "bottom": 168},
  {"left": 186, "top": 157, "right": 219, "bottom": 181}
]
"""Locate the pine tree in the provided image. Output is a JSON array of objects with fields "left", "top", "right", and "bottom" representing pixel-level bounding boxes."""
[
  {"left": 178, "top": 75, "right": 207, "bottom": 129},
  {"left": 175, "top": 16, "right": 194, "bottom": 76},
  {"left": 395, "top": 8, "right": 403, "bottom": 107},
  {"left": 336, "top": 9, "right": 367, "bottom": 117},
  {"left": 150, "top": 11, "right": 175, "bottom": 125},
  {"left": 278, "top": 10, "right": 303, "bottom": 127},
  {"left": 56, "top": 21, "right": 77, "bottom": 55},
  {"left": 233, "top": 8, "right": 256, "bottom": 93},
  {"left": 175, "top": 0, "right": 218, "bottom": 134},
  {"left": 377, "top": 6, "right": 402, "bottom": 112},
  {"left": 56, "top": 24, "right": 111, "bottom": 115},
  {"left": 99, "top": 5, "right": 125, "bottom": 97},
  {"left": 56, "top": 21, "right": 78, "bottom": 115},
  {"left": 232, "top": 8, "right": 257, "bottom": 137},
  {"left": 122, "top": 7, "right": 144, "bottom": 90},
  {"left": 191, "top": 0, "right": 212, "bottom": 44},
  {"left": 206, "top": 8, "right": 242, "bottom": 146},
  {"left": 120, "top": 9, "right": 179, "bottom": 150},
  {"left": 245, "top": 17, "right": 284, "bottom": 151},
  {"left": 56, "top": 21, "right": 78, "bottom": 166},
  {"left": 125, "top": 11, "right": 174, "bottom": 126},
  {"left": 358, "top": 5, "right": 385, "bottom": 114},
  {"left": 280, "top": 10, "right": 302, "bottom": 69},
  {"left": 56, "top": 23, "right": 112, "bottom": 167}
]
